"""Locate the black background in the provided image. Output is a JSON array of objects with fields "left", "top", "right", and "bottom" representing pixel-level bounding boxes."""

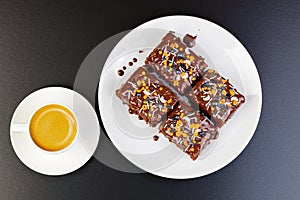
[{"left": 0, "top": 0, "right": 299, "bottom": 199}]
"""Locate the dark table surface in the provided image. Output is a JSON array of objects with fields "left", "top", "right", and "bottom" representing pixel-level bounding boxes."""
[{"left": 1, "top": 0, "right": 299, "bottom": 199}]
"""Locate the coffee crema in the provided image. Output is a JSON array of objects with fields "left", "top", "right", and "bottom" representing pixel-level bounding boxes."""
[{"left": 29, "top": 104, "right": 77, "bottom": 152}]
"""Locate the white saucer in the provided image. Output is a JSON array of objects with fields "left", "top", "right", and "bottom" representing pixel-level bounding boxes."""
[
  {"left": 10, "top": 87, "right": 100, "bottom": 175},
  {"left": 99, "top": 16, "right": 262, "bottom": 179}
]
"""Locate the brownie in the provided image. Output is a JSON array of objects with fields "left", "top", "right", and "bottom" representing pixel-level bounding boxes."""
[
  {"left": 116, "top": 66, "right": 178, "bottom": 127},
  {"left": 159, "top": 100, "right": 218, "bottom": 160},
  {"left": 187, "top": 69, "right": 245, "bottom": 127},
  {"left": 145, "top": 32, "right": 208, "bottom": 94}
]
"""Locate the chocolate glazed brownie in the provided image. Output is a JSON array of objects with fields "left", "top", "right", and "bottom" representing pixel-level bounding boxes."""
[
  {"left": 145, "top": 32, "right": 208, "bottom": 95},
  {"left": 187, "top": 69, "right": 245, "bottom": 127},
  {"left": 159, "top": 100, "right": 218, "bottom": 160},
  {"left": 116, "top": 66, "right": 178, "bottom": 127}
]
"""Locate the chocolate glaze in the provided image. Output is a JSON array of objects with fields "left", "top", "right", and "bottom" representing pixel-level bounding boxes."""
[
  {"left": 183, "top": 34, "right": 197, "bottom": 48},
  {"left": 145, "top": 32, "right": 207, "bottom": 94},
  {"left": 187, "top": 69, "right": 245, "bottom": 127},
  {"left": 118, "top": 70, "right": 124, "bottom": 76},
  {"left": 159, "top": 100, "right": 218, "bottom": 160},
  {"left": 153, "top": 135, "right": 159, "bottom": 141},
  {"left": 116, "top": 66, "right": 178, "bottom": 127}
]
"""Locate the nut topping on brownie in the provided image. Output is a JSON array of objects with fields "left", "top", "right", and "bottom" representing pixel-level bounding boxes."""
[
  {"left": 116, "top": 66, "right": 178, "bottom": 126},
  {"left": 145, "top": 32, "right": 208, "bottom": 94},
  {"left": 159, "top": 100, "right": 218, "bottom": 160},
  {"left": 187, "top": 69, "right": 245, "bottom": 127}
]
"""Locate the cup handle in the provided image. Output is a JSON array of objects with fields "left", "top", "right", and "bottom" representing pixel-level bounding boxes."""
[{"left": 11, "top": 124, "right": 28, "bottom": 133}]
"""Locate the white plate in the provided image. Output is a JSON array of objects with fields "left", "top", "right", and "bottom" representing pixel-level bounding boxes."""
[
  {"left": 10, "top": 87, "right": 100, "bottom": 175},
  {"left": 98, "top": 16, "right": 262, "bottom": 179}
]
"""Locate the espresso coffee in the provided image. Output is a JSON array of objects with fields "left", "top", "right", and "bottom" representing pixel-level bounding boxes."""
[{"left": 29, "top": 104, "right": 77, "bottom": 152}]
